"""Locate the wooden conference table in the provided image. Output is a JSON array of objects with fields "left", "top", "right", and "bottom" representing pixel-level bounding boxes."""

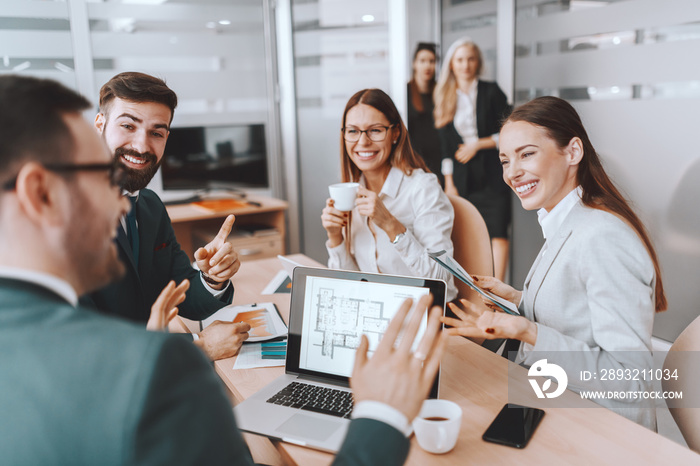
[{"left": 176, "top": 255, "right": 699, "bottom": 465}]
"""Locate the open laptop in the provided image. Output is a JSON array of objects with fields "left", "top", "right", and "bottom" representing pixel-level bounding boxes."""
[{"left": 234, "top": 266, "right": 446, "bottom": 453}]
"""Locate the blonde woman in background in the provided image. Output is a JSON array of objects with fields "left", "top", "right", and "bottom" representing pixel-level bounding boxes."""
[{"left": 434, "top": 38, "right": 511, "bottom": 281}]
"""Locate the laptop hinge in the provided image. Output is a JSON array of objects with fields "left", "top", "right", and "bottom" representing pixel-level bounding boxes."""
[{"left": 296, "top": 373, "right": 350, "bottom": 388}]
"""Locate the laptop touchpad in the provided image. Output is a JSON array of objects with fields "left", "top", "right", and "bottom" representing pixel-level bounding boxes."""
[{"left": 275, "top": 414, "right": 340, "bottom": 441}]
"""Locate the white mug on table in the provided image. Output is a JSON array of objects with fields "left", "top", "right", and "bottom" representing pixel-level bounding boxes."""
[{"left": 412, "top": 399, "right": 462, "bottom": 454}]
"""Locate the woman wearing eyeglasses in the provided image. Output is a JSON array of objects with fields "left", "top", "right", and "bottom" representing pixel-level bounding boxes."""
[{"left": 321, "top": 88, "right": 457, "bottom": 301}]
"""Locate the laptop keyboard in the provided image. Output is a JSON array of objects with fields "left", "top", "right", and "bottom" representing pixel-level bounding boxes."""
[{"left": 266, "top": 381, "right": 354, "bottom": 418}]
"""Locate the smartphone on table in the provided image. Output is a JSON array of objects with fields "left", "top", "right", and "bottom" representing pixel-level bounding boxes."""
[{"left": 482, "top": 404, "right": 545, "bottom": 449}]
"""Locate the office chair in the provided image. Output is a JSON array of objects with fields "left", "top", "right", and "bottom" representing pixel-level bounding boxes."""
[
  {"left": 447, "top": 194, "right": 494, "bottom": 304},
  {"left": 447, "top": 194, "right": 504, "bottom": 354},
  {"left": 662, "top": 315, "right": 700, "bottom": 453}
]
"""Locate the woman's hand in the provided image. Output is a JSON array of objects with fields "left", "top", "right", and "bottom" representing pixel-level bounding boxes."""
[
  {"left": 455, "top": 140, "right": 479, "bottom": 164},
  {"left": 472, "top": 275, "right": 522, "bottom": 310},
  {"left": 355, "top": 186, "right": 406, "bottom": 241},
  {"left": 147, "top": 279, "right": 190, "bottom": 331},
  {"left": 443, "top": 174, "right": 459, "bottom": 197},
  {"left": 441, "top": 298, "right": 537, "bottom": 345},
  {"left": 321, "top": 198, "right": 347, "bottom": 247}
]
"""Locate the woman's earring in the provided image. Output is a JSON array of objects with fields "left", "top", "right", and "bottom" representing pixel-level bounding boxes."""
[{"left": 393, "top": 140, "right": 397, "bottom": 144}]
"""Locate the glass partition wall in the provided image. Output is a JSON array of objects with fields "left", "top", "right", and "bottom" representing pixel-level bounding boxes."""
[
  {"left": 1, "top": 0, "right": 281, "bottom": 201},
  {"left": 290, "top": 0, "right": 394, "bottom": 262}
]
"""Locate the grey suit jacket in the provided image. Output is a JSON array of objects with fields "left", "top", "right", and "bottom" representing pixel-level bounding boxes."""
[
  {"left": 515, "top": 202, "right": 657, "bottom": 429},
  {"left": 0, "top": 279, "right": 409, "bottom": 465}
]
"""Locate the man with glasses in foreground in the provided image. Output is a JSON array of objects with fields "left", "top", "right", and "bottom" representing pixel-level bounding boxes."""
[
  {"left": 0, "top": 74, "right": 446, "bottom": 465},
  {"left": 83, "top": 72, "right": 250, "bottom": 360}
]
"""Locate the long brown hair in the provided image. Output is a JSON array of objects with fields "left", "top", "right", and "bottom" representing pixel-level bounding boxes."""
[
  {"left": 433, "top": 38, "right": 483, "bottom": 128},
  {"left": 505, "top": 96, "right": 666, "bottom": 312},
  {"left": 408, "top": 42, "right": 437, "bottom": 113},
  {"left": 340, "top": 88, "right": 428, "bottom": 183},
  {"left": 338, "top": 89, "right": 429, "bottom": 253}
]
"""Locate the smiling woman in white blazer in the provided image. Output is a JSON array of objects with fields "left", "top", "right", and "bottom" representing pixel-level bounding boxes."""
[{"left": 442, "top": 96, "right": 667, "bottom": 430}]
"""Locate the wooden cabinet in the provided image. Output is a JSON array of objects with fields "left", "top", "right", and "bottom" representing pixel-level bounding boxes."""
[{"left": 166, "top": 195, "right": 288, "bottom": 260}]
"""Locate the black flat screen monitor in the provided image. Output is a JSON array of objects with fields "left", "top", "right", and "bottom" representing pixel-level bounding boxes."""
[{"left": 161, "top": 123, "right": 268, "bottom": 190}]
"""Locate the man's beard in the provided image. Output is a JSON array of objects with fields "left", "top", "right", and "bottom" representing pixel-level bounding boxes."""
[{"left": 114, "top": 147, "right": 162, "bottom": 192}]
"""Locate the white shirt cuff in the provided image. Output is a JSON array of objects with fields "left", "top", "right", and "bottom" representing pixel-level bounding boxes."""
[
  {"left": 441, "top": 158, "right": 454, "bottom": 176},
  {"left": 200, "top": 274, "right": 230, "bottom": 298},
  {"left": 351, "top": 400, "right": 411, "bottom": 437}
]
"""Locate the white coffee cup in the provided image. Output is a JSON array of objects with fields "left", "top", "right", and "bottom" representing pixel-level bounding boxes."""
[
  {"left": 412, "top": 399, "right": 462, "bottom": 454},
  {"left": 328, "top": 182, "right": 359, "bottom": 211}
]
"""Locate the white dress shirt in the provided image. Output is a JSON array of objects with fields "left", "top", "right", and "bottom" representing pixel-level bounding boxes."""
[
  {"left": 327, "top": 167, "right": 457, "bottom": 301},
  {"left": 0, "top": 266, "right": 77, "bottom": 306},
  {"left": 537, "top": 186, "right": 583, "bottom": 251},
  {"left": 453, "top": 81, "right": 499, "bottom": 146},
  {"left": 453, "top": 82, "right": 479, "bottom": 144}
]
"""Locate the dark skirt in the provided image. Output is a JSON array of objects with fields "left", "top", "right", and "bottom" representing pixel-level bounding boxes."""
[{"left": 466, "top": 189, "right": 512, "bottom": 239}]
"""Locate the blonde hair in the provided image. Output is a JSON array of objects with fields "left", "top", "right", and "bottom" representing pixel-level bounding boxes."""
[{"left": 433, "top": 38, "right": 483, "bottom": 129}]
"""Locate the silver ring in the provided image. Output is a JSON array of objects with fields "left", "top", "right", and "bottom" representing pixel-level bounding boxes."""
[{"left": 413, "top": 352, "right": 427, "bottom": 362}]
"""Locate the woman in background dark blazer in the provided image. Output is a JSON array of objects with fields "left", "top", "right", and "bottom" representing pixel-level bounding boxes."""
[
  {"left": 407, "top": 42, "right": 442, "bottom": 186},
  {"left": 434, "top": 37, "right": 512, "bottom": 281}
]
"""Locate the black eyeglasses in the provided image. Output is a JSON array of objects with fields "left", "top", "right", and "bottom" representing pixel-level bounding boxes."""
[
  {"left": 342, "top": 125, "right": 395, "bottom": 142},
  {"left": 2, "top": 161, "right": 127, "bottom": 191}
]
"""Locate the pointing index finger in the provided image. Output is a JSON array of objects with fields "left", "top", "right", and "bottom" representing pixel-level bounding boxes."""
[{"left": 215, "top": 215, "right": 235, "bottom": 242}]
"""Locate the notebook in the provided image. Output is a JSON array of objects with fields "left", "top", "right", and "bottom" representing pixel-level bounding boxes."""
[{"left": 234, "top": 266, "right": 446, "bottom": 453}]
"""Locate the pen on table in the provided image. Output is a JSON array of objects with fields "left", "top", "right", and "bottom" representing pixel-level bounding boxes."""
[{"left": 247, "top": 200, "right": 262, "bottom": 207}]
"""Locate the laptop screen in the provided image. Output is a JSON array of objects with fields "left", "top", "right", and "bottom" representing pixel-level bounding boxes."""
[{"left": 287, "top": 268, "right": 446, "bottom": 396}]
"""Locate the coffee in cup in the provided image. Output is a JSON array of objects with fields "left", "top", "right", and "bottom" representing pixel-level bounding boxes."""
[
  {"left": 412, "top": 399, "right": 462, "bottom": 454},
  {"left": 328, "top": 182, "right": 359, "bottom": 212}
]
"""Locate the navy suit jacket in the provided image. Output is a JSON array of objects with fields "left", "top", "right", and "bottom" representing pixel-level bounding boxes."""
[
  {"left": 84, "top": 188, "right": 232, "bottom": 322},
  {"left": 0, "top": 279, "right": 409, "bottom": 465}
]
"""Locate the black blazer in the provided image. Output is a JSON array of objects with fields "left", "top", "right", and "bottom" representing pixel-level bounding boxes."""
[
  {"left": 438, "top": 80, "right": 511, "bottom": 197},
  {"left": 83, "top": 188, "right": 232, "bottom": 323}
]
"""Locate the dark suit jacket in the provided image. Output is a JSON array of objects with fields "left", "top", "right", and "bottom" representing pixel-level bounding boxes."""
[
  {"left": 84, "top": 189, "right": 232, "bottom": 323},
  {"left": 437, "top": 80, "right": 511, "bottom": 197},
  {"left": 0, "top": 279, "right": 410, "bottom": 465}
]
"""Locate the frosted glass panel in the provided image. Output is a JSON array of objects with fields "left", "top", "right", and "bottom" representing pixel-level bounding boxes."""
[
  {"left": 86, "top": 1, "right": 267, "bottom": 121},
  {"left": 441, "top": 0, "right": 498, "bottom": 80},
  {"left": 292, "top": 0, "right": 390, "bottom": 263},
  {"left": 0, "top": 1, "right": 76, "bottom": 89}
]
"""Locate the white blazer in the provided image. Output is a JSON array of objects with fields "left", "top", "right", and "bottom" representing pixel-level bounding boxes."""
[{"left": 516, "top": 202, "right": 657, "bottom": 430}]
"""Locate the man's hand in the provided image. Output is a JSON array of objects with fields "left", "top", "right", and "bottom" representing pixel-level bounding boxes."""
[
  {"left": 194, "top": 214, "right": 240, "bottom": 289},
  {"left": 350, "top": 295, "right": 447, "bottom": 422},
  {"left": 194, "top": 320, "right": 251, "bottom": 360},
  {"left": 147, "top": 279, "right": 190, "bottom": 331}
]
